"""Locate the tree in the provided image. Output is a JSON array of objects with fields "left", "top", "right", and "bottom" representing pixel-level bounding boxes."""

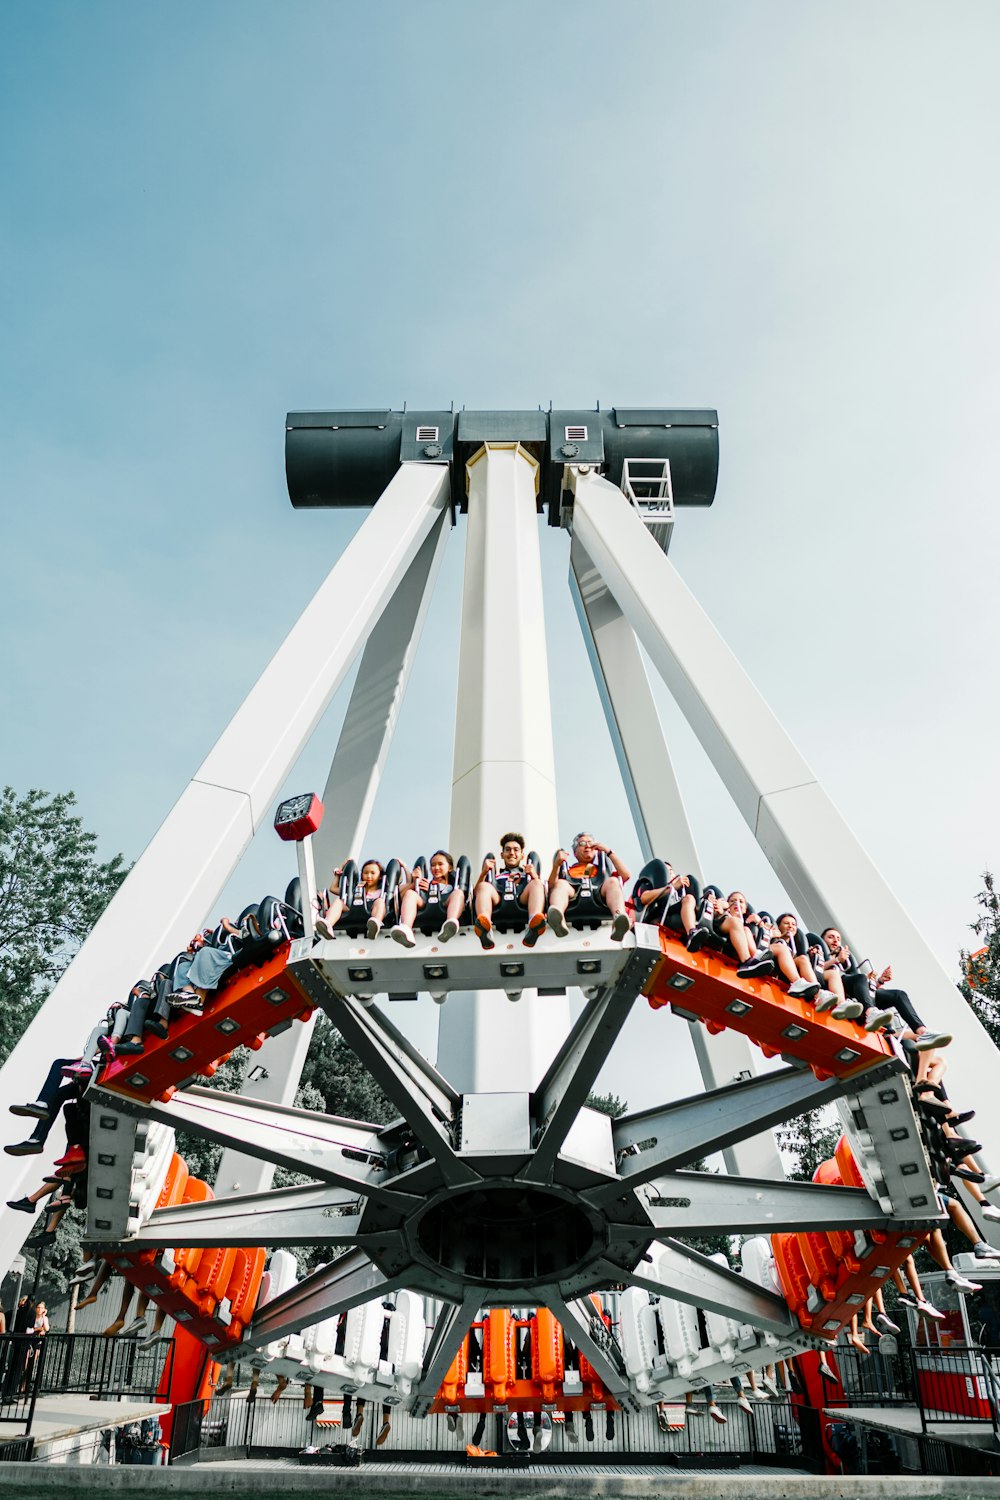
[
  {"left": 586, "top": 1091, "right": 627, "bottom": 1118},
  {"left": 0, "top": 788, "right": 128, "bottom": 1062},
  {"left": 299, "top": 1013, "right": 393, "bottom": 1124},
  {"left": 960, "top": 869, "right": 1000, "bottom": 1049},
  {"left": 777, "top": 1107, "right": 841, "bottom": 1182}
]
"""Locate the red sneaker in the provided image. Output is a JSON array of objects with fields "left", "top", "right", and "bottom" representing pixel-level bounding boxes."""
[{"left": 53, "top": 1146, "right": 86, "bottom": 1173}]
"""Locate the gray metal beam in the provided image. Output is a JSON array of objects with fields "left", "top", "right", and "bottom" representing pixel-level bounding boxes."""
[
  {"left": 522, "top": 929, "right": 662, "bottom": 1185},
  {"left": 410, "top": 1291, "right": 481, "bottom": 1417},
  {"left": 598, "top": 1061, "right": 897, "bottom": 1196},
  {"left": 601, "top": 1242, "right": 798, "bottom": 1337},
  {"left": 114, "top": 1085, "right": 418, "bottom": 1213},
  {"left": 626, "top": 1172, "right": 896, "bottom": 1236},
  {"left": 246, "top": 1250, "right": 415, "bottom": 1348},
  {"left": 123, "top": 1182, "right": 370, "bottom": 1248},
  {"left": 290, "top": 974, "right": 475, "bottom": 1189}
]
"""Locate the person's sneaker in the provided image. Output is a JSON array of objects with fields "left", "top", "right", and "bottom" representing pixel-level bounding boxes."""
[
  {"left": 944, "top": 1138, "right": 982, "bottom": 1160},
  {"left": 737, "top": 956, "right": 777, "bottom": 979},
  {"left": 979, "top": 1175, "right": 1000, "bottom": 1195},
  {"left": 974, "top": 1241, "right": 1000, "bottom": 1260},
  {"left": 876, "top": 1312, "right": 901, "bottom": 1334},
  {"left": 814, "top": 990, "right": 838, "bottom": 1012},
  {"left": 788, "top": 978, "right": 819, "bottom": 1002},
  {"left": 981, "top": 1204, "right": 1000, "bottom": 1222},
  {"left": 686, "top": 926, "right": 708, "bottom": 953},
  {"left": 67, "top": 1264, "right": 96, "bottom": 1288},
  {"left": 605, "top": 1411, "right": 615, "bottom": 1440},
  {"left": 9, "top": 1101, "right": 50, "bottom": 1120},
  {"left": 656, "top": 1407, "right": 669, "bottom": 1434},
  {"left": 864, "top": 1008, "right": 894, "bottom": 1031},
  {"left": 565, "top": 1421, "right": 579, "bottom": 1443},
  {"left": 53, "top": 1145, "right": 86, "bottom": 1171},
  {"left": 96, "top": 1035, "right": 116, "bottom": 1059},
  {"left": 351, "top": 1413, "right": 364, "bottom": 1438},
  {"left": 583, "top": 1411, "right": 594, "bottom": 1442},
  {"left": 708, "top": 1402, "right": 727, "bottom": 1425},
  {"left": 445, "top": 1413, "right": 458, "bottom": 1433},
  {"left": 31, "top": 1229, "right": 56, "bottom": 1247},
  {"left": 611, "top": 911, "right": 632, "bottom": 942},
  {"left": 761, "top": 1374, "right": 781, "bottom": 1398},
  {"left": 896, "top": 1293, "right": 917, "bottom": 1309},
  {"left": 121, "top": 1316, "right": 147, "bottom": 1337},
  {"left": 474, "top": 915, "right": 496, "bottom": 950},
  {"left": 60, "top": 1061, "right": 92, "bottom": 1081},
  {"left": 818, "top": 1357, "right": 838, "bottom": 1383},
  {"left": 169, "top": 990, "right": 203, "bottom": 1011},
  {"left": 365, "top": 918, "right": 382, "bottom": 941},
  {"left": 390, "top": 923, "right": 416, "bottom": 949},
  {"left": 918, "top": 1098, "right": 953, "bottom": 1120},
  {"left": 522, "top": 912, "right": 546, "bottom": 948},
  {"left": 832, "top": 999, "right": 863, "bottom": 1020},
  {"left": 915, "top": 1031, "right": 952, "bottom": 1052},
  {"left": 736, "top": 1392, "right": 753, "bottom": 1415},
  {"left": 314, "top": 915, "right": 336, "bottom": 940},
  {"left": 946, "top": 1269, "right": 983, "bottom": 1292},
  {"left": 4, "top": 1140, "right": 44, "bottom": 1157},
  {"left": 376, "top": 1420, "right": 391, "bottom": 1447},
  {"left": 6, "top": 1197, "right": 36, "bottom": 1214},
  {"left": 115, "top": 1037, "right": 144, "bottom": 1056},
  {"left": 547, "top": 908, "right": 569, "bottom": 939},
  {"left": 438, "top": 919, "right": 459, "bottom": 943},
  {"left": 917, "top": 1299, "right": 945, "bottom": 1320},
  {"left": 952, "top": 1165, "right": 986, "bottom": 1183}
]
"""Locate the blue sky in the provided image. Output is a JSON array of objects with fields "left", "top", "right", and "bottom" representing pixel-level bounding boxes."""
[{"left": 3, "top": 1, "right": 1000, "bottom": 1109}]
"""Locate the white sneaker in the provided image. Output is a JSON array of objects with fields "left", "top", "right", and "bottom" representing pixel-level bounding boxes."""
[
  {"left": 815, "top": 990, "right": 838, "bottom": 1012},
  {"left": 708, "top": 1402, "right": 727, "bottom": 1425},
  {"left": 365, "top": 917, "right": 381, "bottom": 940},
  {"left": 761, "top": 1374, "right": 781, "bottom": 1398},
  {"left": 864, "top": 1008, "right": 894, "bottom": 1031},
  {"left": 611, "top": 911, "right": 632, "bottom": 942},
  {"left": 547, "top": 908, "right": 569, "bottom": 938},
  {"left": 974, "top": 1241, "right": 1000, "bottom": 1260},
  {"left": 438, "top": 919, "right": 459, "bottom": 943},
  {"left": 917, "top": 1299, "right": 945, "bottom": 1320},
  {"left": 946, "top": 1270, "right": 982, "bottom": 1292},
  {"left": 315, "top": 916, "right": 336, "bottom": 940},
  {"left": 788, "top": 978, "right": 819, "bottom": 1001},
  {"left": 832, "top": 999, "right": 863, "bottom": 1020},
  {"left": 979, "top": 1175, "right": 1000, "bottom": 1195},
  {"left": 736, "top": 1393, "right": 753, "bottom": 1415},
  {"left": 390, "top": 924, "right": 416, "bottom": 949},
  {"left": 981, "top": 1204, "right": 1000, "bottom": 1222}
]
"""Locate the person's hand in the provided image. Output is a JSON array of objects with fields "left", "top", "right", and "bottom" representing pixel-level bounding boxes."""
[
  {"left": 590, "top": 841, "right": 609, "bottom": 854},
  {"left": 669, "top": 875, "right": 689, "bottom": 891},
  {"left": 555, "top": 849, "right": 570, "bottom": 866},
  {"left": 417, "top": 876, "right": 428, "bottom": 891},
  {"left": 878, "top": 964, "right": 893, "bottom": 985}
]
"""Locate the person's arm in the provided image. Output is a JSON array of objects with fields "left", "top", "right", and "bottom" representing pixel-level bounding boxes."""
[
  {"left": 550, "top": 849, "right": 570, "bottom": 881},
  {"left": 594, "top": 843, "right": 630, "bottom": 881},
  {"left": 638, "top": 884, "right": 669, "bottom": 907}
]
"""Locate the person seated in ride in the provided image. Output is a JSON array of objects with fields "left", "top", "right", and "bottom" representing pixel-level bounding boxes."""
[
  {"left": 166, "top": 918, "right": 243, "bottom": 1012},
  {"left": 392, "top": 850, "right": 466, "bottom": 947},
  {"left": 820, "top": 926, "right": 951, "bottom": 1056},
  {"left": 546, "top": 834, "right": 632, "bottom": 942},
  {"left": 631, "top": 863, "right": 706, "bottom": 950},
  {"left": 316, "top": 859, "right": 390, "bottom": 941},
  {"left": 711, "top": 890, "right": 760, "bottom": 965},
  {"left": 765, "top": 910, "right": 861, "bottom": 1016},
  {"left": 739, "top": 910, "right": 820, "bottom": 1003},
  {"left": 472, "top": 834, "right": 546, "bottom": 950}
]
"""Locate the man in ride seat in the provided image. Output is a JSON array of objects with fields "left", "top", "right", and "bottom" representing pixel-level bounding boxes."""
[
  {"left": 546, "top": 834, "right": 632, "bottom": 941},
  {"left": 472, "top": 834, "right": 546, "bottom": 950},
  {"left": 820, "top": 927, "right": 951, "bottom": 1053}
]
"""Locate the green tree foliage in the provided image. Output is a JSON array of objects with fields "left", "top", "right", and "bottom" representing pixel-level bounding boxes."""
[
  {"left": 299, "top": 1013, "right": 393, "bottom": 1124},
  {"left": 960, "top": 869, "right": 1000, "bottom": 1049},
  {"left": 586, "top": 1090, "right": 627, "bottom": 1118},
  {"left": 0, "top": 788, "right": 127, "bottom": 1062},
  {"left": 776, "top": 1106, "right": 840, "bottom": 1182}
]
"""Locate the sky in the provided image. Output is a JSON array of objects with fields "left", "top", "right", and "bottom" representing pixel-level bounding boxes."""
[{"left": 2, "top": 1, "right": 1000, "bottom": 1115}]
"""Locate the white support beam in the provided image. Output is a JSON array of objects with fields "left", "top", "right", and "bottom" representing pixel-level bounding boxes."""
[
  {"left": 569, "top": 534, "right": 783, "bottom": 1180},
  {"left": 0, "top": 464, "right": 450, "bottom": 1277},
  {"left": 214, "top": 508, "right": 450, "bottom": 1198},
  {"left": 439, "top": 444, "right": 567, "bottom": 1093},
  {"left": 571, "top": 470, "right": 1000, "bottom": 1163}
]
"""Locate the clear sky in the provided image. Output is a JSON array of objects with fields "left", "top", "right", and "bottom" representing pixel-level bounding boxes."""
[{"left": 3, "top": 1, "right": 999, "bottom": 1112}]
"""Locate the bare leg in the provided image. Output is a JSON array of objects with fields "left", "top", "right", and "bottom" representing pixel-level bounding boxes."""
[
  {"left": 78, "top": 1261, "right": 114, "bottom": 1309},
  {"left": 103, "top": 1282, "right": 134, "bottom": 1336}
]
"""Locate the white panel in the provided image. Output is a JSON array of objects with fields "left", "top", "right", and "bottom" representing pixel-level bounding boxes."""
[{"left": 439, "top": 445, "right": 567, "bottom": 1092}]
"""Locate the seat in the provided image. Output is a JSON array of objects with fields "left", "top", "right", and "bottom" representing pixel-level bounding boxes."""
[
  {"left": 410, "top": 855, "right": 472, "bottom": 934},
  {"left": 486, "top": 853, "right": 541, "bottom": 934},
  {"left": 332, "top": 859, "right": 403, "bottom": 936}
]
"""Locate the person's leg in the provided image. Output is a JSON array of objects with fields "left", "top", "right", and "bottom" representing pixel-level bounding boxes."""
[
  {"left": 352, "top": 1395, "right": 365, "bottom": 1436},
  {"left": 678, "top": 893, "right": 698, "bottom": 935},
  {"left": 367, "top": 896, "right": 387, "bottom": 939},
  {"left": 392, "top": 888, "right": 422, "bottom": 946},
  {"left": 599, "top": 878, "right": 631, "bottom": 940},
  {"left": 847, "top": 1315, "right": 869, "bottom": 1355},
  {"left": 521, "top": 878, "right": 547, "bottom": 946},
  {"left": 78, "top": 1261, "right": 114, "bottom": 1309},
  {"left": 770, "top": 941, "right": 800, "bottom": 985},
  {"left": 315, "top": 895, "right": 345, "bottom": 939},
  {"left": 721, "top": 914, "right": 753, "bottom": 963},
  {"left": 471, "top": 1412, "right": 487, "bottom": 1446},
  {"left": 439, "top": 888, "right": 466, "bottom": 942},
  {"left": 474, "top": 882, "right": 500, "bottom": 948},
  {"left": 376, "top": 1403, "right": 391, "bottom": 1445},
  {"left": 546, "top": 878, "right": 575, "bottom": 923},
  {"left": 103, "top": 1282, "right": 135, "bottom": 1337}
]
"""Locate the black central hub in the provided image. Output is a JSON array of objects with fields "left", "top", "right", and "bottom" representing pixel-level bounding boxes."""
[{"left": 415, "top": 1186, "right": 596, "bottom": 1288}]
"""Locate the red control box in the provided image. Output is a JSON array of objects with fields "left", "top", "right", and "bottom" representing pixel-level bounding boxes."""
[{"left": 273, "top": 792, "right": 324, "bottom": 842}]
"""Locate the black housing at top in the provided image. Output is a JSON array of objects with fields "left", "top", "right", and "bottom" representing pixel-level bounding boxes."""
[{"left": 285, "top": 407, "right": 719, "bottom": 524}]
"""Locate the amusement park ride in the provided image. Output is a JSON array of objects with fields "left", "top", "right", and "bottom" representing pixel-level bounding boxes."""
[{"left": 3, "top": 407, "right": 1000, "bottom": 1432}]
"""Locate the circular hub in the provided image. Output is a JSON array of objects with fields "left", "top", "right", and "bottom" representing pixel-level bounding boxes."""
[{"left": 414, "top": 1185, "right": 596, "bottom": 1288}]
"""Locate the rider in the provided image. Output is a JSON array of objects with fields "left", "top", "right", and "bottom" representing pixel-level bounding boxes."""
[
  {"left": 632, "top": 863, "right": 705, "bottom": 949},
  {"left": 547, "top": 834, "right": 632, "bottom": 942},
  {"left": 317, "top": 859, "right": 391, "bottom": 941},
  {"left": 391, "top": 850, "right": 466, "bottom": 947},
  {"left": 472, "top": 834, "right": 546, "bottom": 950}
]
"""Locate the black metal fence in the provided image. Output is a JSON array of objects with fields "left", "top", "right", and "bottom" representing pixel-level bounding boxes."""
[
  {"left": 827, "top": 1343, "right": 1000, "bottom": 1437},
  {"left": 169, "top": 1387, "right": 808, "bottom": 1467},
  {"left": 0, "top": 1333, "right": 173, "bottom": 1436}
]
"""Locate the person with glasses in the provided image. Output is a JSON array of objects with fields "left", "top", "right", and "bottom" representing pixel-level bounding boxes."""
[
  {"left": 546, "top": 834, "right": 632, "bottom": 941},
  {"left": 472, "top": 833, "right": 546, "bottom": 950}
]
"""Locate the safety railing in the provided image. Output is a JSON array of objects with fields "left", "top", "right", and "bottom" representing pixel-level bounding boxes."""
[
  {"left": 825, "top": 1342, "right": 1000, "bottom": 1438},
  {"left": 169, "top": 1386, "right": 807, "bottom": 1466},
  {"left": 0, "top": 1333, "right": 173, "bottom": 1436}
]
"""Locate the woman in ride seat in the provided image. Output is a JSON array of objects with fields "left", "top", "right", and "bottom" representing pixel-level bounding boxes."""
[
  {"left": 472, "top": 834, "right": 546, "bottom": 950},
  {"left": 631, "top": 863, "right": 704, "bottom": 948},
  {"left": 546, "top": 834, "right": 632, "bottom": 942},
  {"left": 391, "top": 850, "right": 466, "bottom": 947},
  {"left": 820, "top": 927, "right": 949, "bottom": 1061},
  {"left": 316, "top": 859, "right": 391, "bottom": 941}
]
